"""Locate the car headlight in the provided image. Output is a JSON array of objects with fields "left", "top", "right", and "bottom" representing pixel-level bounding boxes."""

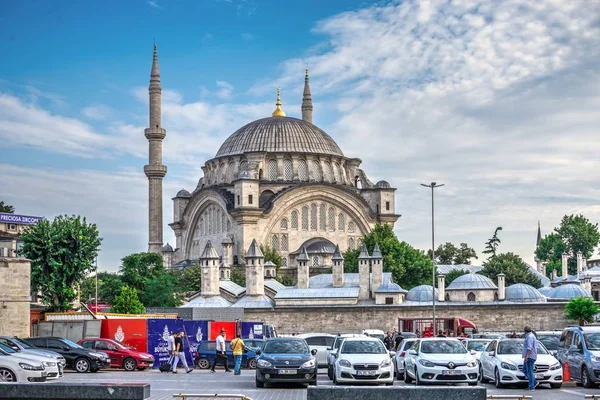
[
  {"left": 90, "top": 352, "right": 104, "bottom": 359},
  {"left": 592, "top": 356, "right": 600, "bottom": 363},
  {"left": 467, "top": 360, "right": 477, "bottom": 368},
  {"left": 257, "top": 359, "right": 272, "bottom": 368},
  {"left": 43, "top": 361, "right": 57, "bottom": 367},
  {"left": 550, "top": 362, "right": 561, "bottom": 370},
  {"left": 418, "top": 359, "right": 435, "bottom": 367},
  {"left": 338, "top": 359, "right": 352, "bottom": 368},
  {"left": 380, "top": 358, "right": 392, "bottom": 367},
  {"left": 19, "top": 363, "right": 44, "bottom": 371},
  {"left": 301, "top": 359, "right": 316, "bottom": 368},
  {"left": 500, "top": 362, "right": 517, "bottom": 371}
]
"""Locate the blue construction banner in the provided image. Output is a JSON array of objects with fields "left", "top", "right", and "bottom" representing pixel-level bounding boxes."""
[
  {"left": 241, "top": 322, "right": 264, "bottom": 339},
  {"left": 182, "top": 320, "right": 209, "bottom": 367},
  {"left": 147, "top": 319, "right": 183, "bottom": 368}
]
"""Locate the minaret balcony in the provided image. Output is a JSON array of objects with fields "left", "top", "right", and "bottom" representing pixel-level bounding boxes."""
[
  {"left": 144, "top": 127, "right": 166, "bottom": 140},
  {"left": 144, "top": 164, "right": 167, "bottom": 178}
]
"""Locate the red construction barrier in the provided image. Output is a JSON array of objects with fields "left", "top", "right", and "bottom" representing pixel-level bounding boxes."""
[
  {"left": 101, "top": 319, "right": 148, "bottom": 352},
  {"left": 209, "top": 321, "right": 236, "bottom": 340}
]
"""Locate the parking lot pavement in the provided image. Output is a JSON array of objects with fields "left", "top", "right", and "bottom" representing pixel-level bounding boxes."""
[{"left": 53, "top": 369, "right": 597, "bottom": 400}]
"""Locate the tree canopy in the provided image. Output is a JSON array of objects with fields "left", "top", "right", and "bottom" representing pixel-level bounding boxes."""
[
  {"left": 177, "top": 263, "right": 202, "bottom": 292},
  {"left": 428, "top": 242, "right": 477, "bottom": 265},
  {"left": 479, "top": 252, "right": 541, "bottom": 288},
  {"left": 260, "top": 245, "right": 282, "bottom": 269},
  {"left": 0, "top": 201, "right": 14, "bottom": 213},
  {"left": 441, "top": 269, "right": 470, "bottom": 287},
  {"left": 79, "top": 272, "right": 125, "bottom": 305},
  {"left": 482, "top": 227, "right": 503, "bottom": 258},
  {"left": 565, "top": 297, "right": 599, "bottom": 326},
  {"left": 119, "top": 252, "right": 164, "bottom": 293},
  {"left": 536, "top": 214, "right": 600, "bottom": 277},
  {"left": 140, "top": 270, "right": 181, "bottom": 307},
  {"left": 19, "top": 215, "right": 102, "bottom": 311},
  {"left": 343, "top": 224, "right": 433, "bottom": 289},
  {"left": 110, "top": 286, "right": 145, "bottom": 314}
]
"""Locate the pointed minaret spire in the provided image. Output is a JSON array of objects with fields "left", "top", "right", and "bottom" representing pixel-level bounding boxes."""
[
  {"left": 536, "top": 221, "right": 542, "bottom": 246},
  {"left": 301, "top": 66, "right": 313, "bottom": 124}
]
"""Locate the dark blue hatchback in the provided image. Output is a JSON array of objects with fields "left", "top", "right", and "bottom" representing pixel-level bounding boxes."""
[
  {"left": 255, "top": 338, "right": 318, "bottom": 388},
  {"left": 194, "top": 339, "right": 263, "bottom": 369}
]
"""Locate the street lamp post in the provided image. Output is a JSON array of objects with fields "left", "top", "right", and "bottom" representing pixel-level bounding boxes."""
[
  {"left": 95, "top": 256, "right": 98, "bottom": 312},
  {"left": 421, "top": 182, "right": 444, "bottom": 335}
]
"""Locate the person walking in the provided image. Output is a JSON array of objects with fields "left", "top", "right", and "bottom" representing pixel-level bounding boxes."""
[
  {"left": 230, "top": 333, "right": 247, "bottom": 375},
  {"left": 383, "top": 331, "right": 394, "bottom": 351},
  {"left": 522, "top": 326, "right": 538, "bottom": 391},
  {"left": 394, "top": 332, "right": 404, "bottom": 351},
  {"left": 175, "top": 331, "right": 193, "bottom": 373},
  {"left": 211, "top": 329, "right": 231, "bottom": 373},
  {"left": 436, "top": 330, "right": 447, "bottom": 338},
  {"left": 169, "top": 331, "right": 178, "bottom": 373}
]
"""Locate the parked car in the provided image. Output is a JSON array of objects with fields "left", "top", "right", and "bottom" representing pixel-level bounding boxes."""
[
  {"left": 536, "top": 331, "right": 561, "bottom": 357},
  {"left": 362, "top": 330, "right": 385, "bottom": 342},
  {"left": 327, "top": 334, "right": 366, "bottom": 379},
  {"left": 255, "top": 337, "right": 318, "bottom": 388},
  {"left": 0, "top": 336, "right": 66, "bottom": 376},
  {"left": 404, "top": 338, "right": 479, "bottom": 386},
  {"left": 479, "top": 339, "right": 562, "bottom": 388},
  {"left": 194, "top": 340, "right": 261, "bottom": 369},
  {"left": 0, "top": 343, "right": 60, "bottom": 380},
  {"left": 23, "top": 337, "right": 111, "bottom": 373},
  {"left": 460, "top": 339, "right": 492, "bottom": 361},
  {"left": 78, "top": 338, "right": 154, "bottom": 371},
  {"left": 0, "top": 349, "right": 47, "bottom": 382},
  {"left": 394, "top": 338, "right": 417, "bottom": 380},
  {"left": 556, "top": 325, "right": 600, "bottom": 388},
  {"left": 295, "top": 333, "right": 335, "bottom": 368},
  {"left": 333, "top": 337, "right": 394, "bottom": 385}
]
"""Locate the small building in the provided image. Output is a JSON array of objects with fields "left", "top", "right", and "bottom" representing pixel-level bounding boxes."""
[
  {"left": 445, "top": 273, "right": 498, "bottom": 302},
  {"left": 0, "top": 212, "right": 43, "bottom": 257}
]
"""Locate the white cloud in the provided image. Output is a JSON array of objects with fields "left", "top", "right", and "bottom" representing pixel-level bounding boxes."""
[
  {"left": 215, "top": 81, "right": 234, "bottom": 99},
  {"left": 81, "top": 104, "right": 112, "bottom": 120},
  {"left": 148, "top": 1, "right": 161, "bottom": 8}
]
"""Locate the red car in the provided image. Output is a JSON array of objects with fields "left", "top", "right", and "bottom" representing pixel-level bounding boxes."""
[{"left": 78, "top": 338, "right": 154, "bottom": 371}]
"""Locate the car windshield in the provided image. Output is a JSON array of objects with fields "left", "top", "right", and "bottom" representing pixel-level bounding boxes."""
[
  {"left": 341, "top": 340, "right": 386, "bottom": 354},
  {"left": 584, "top": 333, "right": 600, "bottom": 351},
  {"left": 334, "top": 337, "right": 344, "bottom": 350},
  {"left": 402, "top": 341, "right": 416, "bottom": 351},
  {"left": 0, "top": 343, "right": 17, "bottom": 354},
  {"left": 13, "top": 338, "right": 33, "bottom": 349},
  {"left": 421, "top": 340, "right": 467, "bottom": 354},
  {"left": 61, "top": 338, "right": 84, "bottom": 349},
  {"left": 497, "top": 341, "right": 548, "bottom": 355},
  {"left": 263, "top": 340, "right": 309, "bottom": 354},
  {"left": 371, "top": 334, "right": 385, "bottom": 341},
  {"left": 467, "top": 341, "right": 490, "bottom": 351},
  {"left": 537, "top": 335, "right": 560, "bottom": 351}
]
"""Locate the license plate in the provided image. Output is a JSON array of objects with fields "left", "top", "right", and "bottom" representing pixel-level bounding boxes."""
[
  {"left": 442, "top": 370, "right": 461, "bottom": 375},
  {"left": 535, "top": 374, "right": 544, "bottom": 379},
  {"left": 356, "top": 370, "right": 377, "bottom": 376},
  {"left": 278, "top": 369, "right": 296, "bottom": 375}
]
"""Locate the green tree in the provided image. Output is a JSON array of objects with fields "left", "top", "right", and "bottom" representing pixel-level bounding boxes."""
[
  {"left": 343, "top": 224, "right": 433, "bottom": 289},
  {"left": 177, "top": 263, "right": 202, "bottom": 292},
  {"left": 231, "top": 267, "right": 246, "bottom": 287},
  {"left": 0, "top": 201, "right": 15, "bottom": 213},
  {"left": 80, "top": 272, "right": 125, "bottom": 305},
  {"left": 428, "top": 242, "right": 478, "bottom": 265},
  {"left": 110, "top": 286, "right": 145, "bottom": 314},
  {"left": 260, "top": 245, "right": 282, "bottom": 269},
  {"left": 479, "top": 252, "right": 541, "bottom": 288},
  {"left": 19, "top": 215, "right": 102, "bottom": 311},
  {"left": 565, "top": 297, "right": 600, "bottom": 326},
  {"left": 441, "top": 269, "right": 470, "bottom": 287},
  {"left": 482, "top": 227, "right": 503, "bottom": 258},
  {"left": 536, "top": 214, "right": 600, "bottom": 277},
  {"left": 119, "top": 252, "right": 164, "bottom": 293},
  {"left": 140, "top": 271, "right": 181, "bottom": 307},
  {"left": 276, "top": 274, "right": 295, "bottom": 286}
]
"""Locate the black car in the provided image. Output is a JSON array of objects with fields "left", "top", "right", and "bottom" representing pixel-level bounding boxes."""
[
  {"left": 23, "top": 337, "right": 111, "bottom": 373},
  {"left": 255, "top": 337, "right": 318, "bottom": 388}
]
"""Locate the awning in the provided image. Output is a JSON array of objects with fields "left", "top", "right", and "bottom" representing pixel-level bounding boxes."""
[{"left": 457, "top": 318, "right": 477, "bottom": 329}]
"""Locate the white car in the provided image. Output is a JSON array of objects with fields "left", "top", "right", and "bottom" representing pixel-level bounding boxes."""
[
  {"left": 0, "top": 344, "right": 60, "bottom": 380},
  {"left": 479, "top": 339, "right": 562, "bottom": 389},
  {"left": 0, "top": 351, "right": 47, "bottom": 382},
  {"left": 394, "top": 339, "right": 416, "bottom": 380},
  {"left": 334, "top": 337, "right": 395, "bottom": 385},
  {"left": 362, "top": 329, "right": 385, "bottom": 342},
  {"left": 0, "top": 336, "right": 66, "bottom": 375},
  {"left": 327, "top": 334, "right": 366, "bottom": 379},
  {"left": 461, "top": 339, "right": 492, "bottom": 361},
  {"left": 295, "top": 333, "right": 336, "bottom": 368},
  {"left": 404, "top": 338, "right": 479, "bottom": 385}
]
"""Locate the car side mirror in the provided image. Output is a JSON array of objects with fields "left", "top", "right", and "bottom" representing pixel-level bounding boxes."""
[
  {"left": 63, "top": 346, "right": 71, "bottom": 351},
  {"left": 470, "top": 350, "right": 477, "bottom": 355},
  {"left": 408, "top": 349, "right": 417, "bottom": 356},
  {"left": 488, "top": 351, "right": 495, "bottom": 357},
  {"left": 311, "top": 349, "right": 318, "bottom": 356},
  {"left": 256, "top": 350, "right": 261, "bottom": 355},
  {"left": 389, "top": 351, "right": 396, "bottom": 357},
  {"left": 326, "top": 347, "right": 332, "bottom": 351}
]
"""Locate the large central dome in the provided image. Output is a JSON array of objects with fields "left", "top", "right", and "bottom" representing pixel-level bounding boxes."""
[{"left": 215, "top": 117, "right": 344, "bottom": 158}]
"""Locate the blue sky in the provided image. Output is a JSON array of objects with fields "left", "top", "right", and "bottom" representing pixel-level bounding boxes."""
[{"left": 1, "top": 0, "right": 599, "bottom": 272}]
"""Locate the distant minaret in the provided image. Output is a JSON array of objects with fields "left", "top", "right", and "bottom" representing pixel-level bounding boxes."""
[
  {"left": 301, "top": 67, "right": 313, "bottom": 124},
  {"left": 534, "top": 221, "right": 544, "bottom": 273},
  {"left": 145, "top": 44, "right": 167, "bottom": 253}
]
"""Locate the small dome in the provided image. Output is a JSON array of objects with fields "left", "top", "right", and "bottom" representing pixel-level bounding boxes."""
[
  {"left": 446, "top": 273, "right": 497, "bottom": 290},
  {"left": 375, "top": 180, "right": 391, "bottom": 188},
  {"left": 376, "top": 282, "right": 407, "bottom": 294},
  {"left": 538, "top": 286, "right": 553, "bottom": 296},
  {"left": 176, "top": 188, "right": 192, "bottom": 198},
  {"left": 547, "top": 284, "right": 591, "bottom": 299},
  {"left": 162, "top": 243, "right": 174, "bottom": 252},
  {"left": 505, "top": 283, "right": 546, "bottom": 302},
  {"left": 406, "top": 285, "right": 438, "bottom": 302},
  {"left": 587, "top": 266, "right": 600, "bottom": 272}
]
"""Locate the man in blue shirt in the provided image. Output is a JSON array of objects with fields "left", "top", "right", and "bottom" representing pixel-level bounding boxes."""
[{"left": 522, "top": 326, "right": 538, "bottom": 391}]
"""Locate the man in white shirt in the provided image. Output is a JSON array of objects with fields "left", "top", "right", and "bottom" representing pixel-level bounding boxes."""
[
  {"left": 211, "top": 329, "right": 231, "bottom": 373},
  {"left": 168, "top": 331, "right": 178, "bottom": 372}
]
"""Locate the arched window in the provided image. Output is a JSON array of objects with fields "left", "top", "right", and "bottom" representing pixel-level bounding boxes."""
[
  {"left": 312, "top": 256, "right": 319, "bottom": 267},
  {"left": 207, "top": 210, "right": 212, "bottom": 235},
  {"left": 227, "top": 270, "right": 230, "bottom": 279},
  {"left": 467, "top": 292, "right": 476, "bottom": 302},
  {"left": 220, "top": 270, "right": 224, "bottom": 279},
  {"left": 310, "top": 203, "right": 317, "bottom": 230},
  {"left": 298, "top": 160, "right": 308, "bottom": 181},
  {"left": 283, "top": 159, "right": 293, "bottom": 180},
  {"left": 228, "top": 162, "right": 236, "bottom": 182},
  {"left": 239, "top": 160, "right": 248, "bottom": 174},
  {"left": 291, "top": 210, "right": 298, "bottom": 230},
  {"left": 333, "top": 162, "right": 340, "bottom": 182},
  {"left": 282, "top": 257, "right": 288, "bottom": 268},
  {"left": 494, "top": 292, "right": 499, "bottom": 301},
  {"left": 323, "top": 162, "right": 332, "bottom": 182},
  {"left": 310, "top": 160, "right": 321, "bottom": 181},
  {"left": 271, "top": 235, "right": 279, "bottom": 250},
  {"left": 217, "top": 211, "right": 222, "bottom": 233},
  {"left": 301, "top": 206, "right": 309, "bottom": 230},
  {"left": 319, "top": 204, "right": 326, "bottom": 231},
  {"left": 328, "top": 208, "right": 335, "bottom": 231},
  {"left": 226, "top": 220, "right": 231, "bottom": 232},
  {"left": 280, "top": 218, "right": 288, "bottom": 231},
  {"left": 268, "top": 159, "right": 278, "bottom": 180},
  {"left": 348, "top": 221, "right": 355, "bottom": 233},
  {"left": 445, "top": 293, "right": 450, "bottom": 301},
  {"left": 338, "top": 213, "right": 345, "bottom": 231},
  {"left": 219, "top": 164, "right": 226, "bottom": 183},
  {"left": 348, "top": 238, "right": 355, "bottom": 249},
  {"left": 266, "top": 269, "right": 270, "bottom": 277},
  {"left": 222, "top": 213, "right": 227, "bottom": 233},
  {"left": 281, "top": 235, "right": 288, "bottom": 251}
]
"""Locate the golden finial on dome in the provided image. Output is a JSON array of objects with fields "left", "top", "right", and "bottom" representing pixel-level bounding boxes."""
[{"left": 272, "top": 87, "right": 286, "bottom": 117}]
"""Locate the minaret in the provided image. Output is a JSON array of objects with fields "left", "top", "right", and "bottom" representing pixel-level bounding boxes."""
[
  {"left": 145, "top": 44, "right": 167, "bottom": 253},
  {"left": 534, "top": 221, "right": 543, "bottom": 273},
  {"left": 301, "top": 67, "right": 313, "bottom": 124}
]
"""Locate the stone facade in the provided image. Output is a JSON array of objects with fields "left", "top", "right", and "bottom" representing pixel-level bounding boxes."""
[{"left": 0, "top": 257, "right": 31, "bottom": 337}]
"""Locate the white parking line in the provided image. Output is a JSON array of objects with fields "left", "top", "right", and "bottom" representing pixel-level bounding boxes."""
[{"left": 559, "top": 388, "right": 586, "bottom": 396}]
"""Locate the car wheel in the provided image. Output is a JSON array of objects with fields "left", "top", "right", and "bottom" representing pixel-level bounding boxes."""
[
  {"left": 255, "top": 377, "right": 264, "bottom": 388},
  {"left": 404, "top": 369, "right": 413, "bottom": 384},
  {"left": 582, "top": 366, "right": 595, "bottom": 388},
  {"left": 415, "top": 368, "right": 422, "bottom": 386},
  {"left": 494, "top": 368, "right": 504, "bottom": 389},
  {"left": 328, "top": 365, "right": 332, "bottom": 380},
  {"left": 247, "top": 358, "right": 257, "bottom": 369},
  {"left": 550, "top": 383, "right": 562, "bottom": 389},
  {"left": 75, "top": 358, "right": 90, "bottom": 373},
  {"left": 197, "top": 358, "right": 210, "bottom": 369},
  {"left": 479, "top": 366, "right": 489, "bottom": 383},
  {"left": 123, "top": 357, "right": 137, "bottom": 371},
  {"left": 0, "top": 368, "right": 17, "bottom": 382},
  {"left": 397, "top": 369, "right": 404, "bottom": 381}
]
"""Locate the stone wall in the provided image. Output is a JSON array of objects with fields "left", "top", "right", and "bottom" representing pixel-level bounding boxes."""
[
  {"left": 0, "top": 257, "right": 31, "bottom": 337},
  {"left": 245, "top": 302, "right": 572, "bottom": 335}
]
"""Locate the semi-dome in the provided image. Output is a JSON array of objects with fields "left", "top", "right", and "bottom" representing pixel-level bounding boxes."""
[
  {"left": 446, "top": 273, "right": 497, "bottom": 290},
  {"left": 215, "top": 117, "right": 344, "bottom": 158},
  {"left": 538, "top": 286, "right": 553, "bottom": 296},
  {"left": 406, "top": 285, "right": 438, "bottom": 302},
  {"left": 505, "top": 283, "right": 546, "bottom": 302},
  {"left": 375, "top": 180, "right": 391, "bottom": 188},
  {"left": 546, "top": 284, "right": 591, "bottom": 300}
]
